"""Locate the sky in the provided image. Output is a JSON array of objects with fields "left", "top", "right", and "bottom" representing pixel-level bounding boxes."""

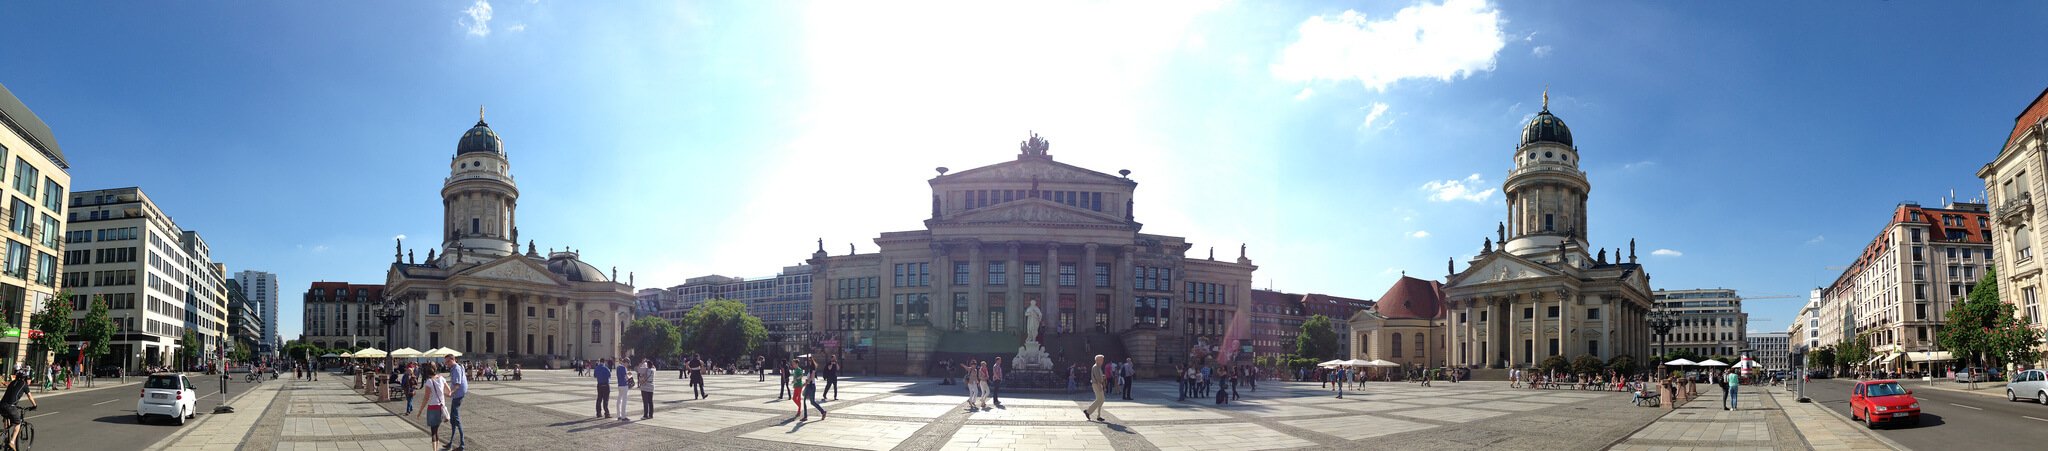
[{"left": 4, "top": 1, "right": 2047, "bottom": 343}]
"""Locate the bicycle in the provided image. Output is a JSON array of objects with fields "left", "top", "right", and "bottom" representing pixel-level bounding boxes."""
[{"left": 3, "top": 404, "right": 36, "bottom": 451}]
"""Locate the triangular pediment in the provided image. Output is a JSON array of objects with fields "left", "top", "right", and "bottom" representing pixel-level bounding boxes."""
[
  {"left": 940, "top": 158, "right": 1131, "bottom": 186},
  {"left": 943, "top": 199, "right": 1130, "bottom": 227},
  {"left": 458, "top": 256, "right": 564, "bottom": 286},
  {"left": 1449, "top": 253, "right": 1563, "bottom": 288}
]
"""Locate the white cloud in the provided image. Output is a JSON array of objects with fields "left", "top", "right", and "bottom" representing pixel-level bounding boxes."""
[
  {"left": 460, "top": 0, "right": 494, "bottom": 37},
  {"left": 1408, "top": 230, "right": 1430, "bottom": 238},
  {"left": 1271, "top": 0, "right": 1507, "bottom": 91},
  {"left": 1531, "top": 45, "right": 1552, "bottom": 57},
  {"left": 507, "top": 23, "right": 527, "bottom": 33},
  {"left": 1361, "top": 102, "right": 1391, "bottom": 128},
  {"left": 1420, "top": 173, "right": 1497, "bottom": 202},
  {"left": 1805, "top": 235, "right": 1826, "bottom": 245},
  {"left": 1651, "top": 249, "right": 1682, "bottom": 257},
  {"left": 1293, "top": 87, "right": 1315, "bottom": 101}
]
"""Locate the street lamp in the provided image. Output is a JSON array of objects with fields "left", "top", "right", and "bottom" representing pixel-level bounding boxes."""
[
  {"left": 1649, "top": 310, "right": 1677, "bottom": 373},
  {"left": 374, "top": 294, "right": 407, "bottom": 399}
]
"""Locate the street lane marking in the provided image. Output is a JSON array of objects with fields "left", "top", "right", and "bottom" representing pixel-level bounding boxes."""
[
  {"left": 1948, "top": 403, "right": 1983, "bottom": 410},
  {"left": 25, "top": 411, "right": 57, "bottom": 420},
  {"left": 91, "top": 398, "right": 119, "bottom": 406},
  {"left": 2025, "top": 416, "right": 2048, "bottom": 422}
]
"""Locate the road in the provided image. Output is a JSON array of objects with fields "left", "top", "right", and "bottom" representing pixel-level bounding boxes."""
[
  {"left": 1799, "top": 378, "right": 2048, "bottom": 450},
  {"left": 23, "top": 373, "right": 271, "bottom": 451}
]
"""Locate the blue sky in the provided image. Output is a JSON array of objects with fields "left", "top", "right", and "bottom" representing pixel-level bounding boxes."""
[{"left": 5, "top": 1, "right": 2046, "bottom": 342}]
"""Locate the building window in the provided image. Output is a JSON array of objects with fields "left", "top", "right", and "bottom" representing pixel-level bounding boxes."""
[
  {"left": 1058, "top": 263, "right": 1077, "bottom": 287},
  {"left": 1023, "top": 262, "right": 1042, "bottom": 286}
]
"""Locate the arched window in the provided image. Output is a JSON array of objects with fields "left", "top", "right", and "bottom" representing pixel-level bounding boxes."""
[
  {"left": 1391, "top": 333, "right": 1404, "bottom": 358},
  {"left": 591, "top": 319, "right": 602, "bottom": 343}
]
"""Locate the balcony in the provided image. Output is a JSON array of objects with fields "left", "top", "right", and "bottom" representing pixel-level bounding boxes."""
[{"left": 1997, "top": 191, "right": 2034, "bottom": 226}]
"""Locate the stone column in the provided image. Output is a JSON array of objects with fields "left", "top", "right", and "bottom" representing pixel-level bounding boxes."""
[
  {"left": 1006, "top": 241, "right": 1023, "bottom": 332},
  {"left": 1080, "top": 243, "right": 1099, "bottom": 330},
  {"left": 1113, "top": 245, "right": 1136, "bottom": 331},
  {"left": 968, "top": 242, "right": 985, "bottom": 331},
  {"left": 932, "top": 242, "right": 953, "bottom": 331}
]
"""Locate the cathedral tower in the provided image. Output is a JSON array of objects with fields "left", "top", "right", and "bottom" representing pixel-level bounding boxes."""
[
  {"left": 1500, "top": 91, "right": 1590, "bottom": 265},
  {"left": 442, "top": 108, "right": 520, "bottom": 261}
]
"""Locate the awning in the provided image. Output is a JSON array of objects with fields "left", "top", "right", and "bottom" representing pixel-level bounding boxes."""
[{"left": 1907, "top": 351, "right": 1954, "bottom": 362}]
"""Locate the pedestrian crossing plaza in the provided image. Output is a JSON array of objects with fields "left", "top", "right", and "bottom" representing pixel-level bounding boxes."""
[{"left": 433, "top": 369, "right": 1665, "bottom": 450}]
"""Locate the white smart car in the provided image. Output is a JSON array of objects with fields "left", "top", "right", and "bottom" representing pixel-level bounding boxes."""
[
  {"left": 2008, "top": 369, "right": 2048, "bottom": 405},
  {"left": 137, "top": 373, "right": 197, "bottom": 425}
]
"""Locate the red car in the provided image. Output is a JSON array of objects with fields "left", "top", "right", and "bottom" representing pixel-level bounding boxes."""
[{"left": 1848, "top": 379, "right": 1921, "bottom": 428}]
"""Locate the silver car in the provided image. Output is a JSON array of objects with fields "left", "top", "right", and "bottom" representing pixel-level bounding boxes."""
[{"left": 2009, "top": 369, "right": 2048, "bottom": 405}]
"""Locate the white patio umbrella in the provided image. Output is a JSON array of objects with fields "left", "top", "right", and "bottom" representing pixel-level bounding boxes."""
[
  {"left": 1662, "top": 358, "right": 1698, "bottom": 366},
  {"left": 1696, "top": 359, "right": 1729, "bottom": 367}
]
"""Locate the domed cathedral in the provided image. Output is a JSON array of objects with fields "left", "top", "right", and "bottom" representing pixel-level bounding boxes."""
[
  {"left": 384, "top": 108, "right": 638, "bottom": 366},
  {"left": 1434, "top": 91, "right": 1657, "bottom": 372},
  {"left": 807, "top": 133, "right": 1257, "bottom": 378}
]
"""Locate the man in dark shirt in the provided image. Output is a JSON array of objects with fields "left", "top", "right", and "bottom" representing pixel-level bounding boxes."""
[{"left": 2, "top": 368, "right": 39, "bottom": 451}]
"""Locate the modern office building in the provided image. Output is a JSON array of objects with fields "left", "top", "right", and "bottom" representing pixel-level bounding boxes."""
[
  {"left": 1977, "top": 85, "right": 2048, "bottom": 370},
  {"left": 1651, "top": 289, "right": 1748, "bottom": 358},
  {"left": 64, "top": 188, "right": 223, "bottom": 371},
  {"left": 806, "top": 133, "right": 1258, "bottom": 377},
  {"left": 0, "top": 82, "right": 71, "bottom": 371},
  {"left": 233, "top": 270, "right": 279, "bottom": 358},
  {"left": 1822, "top": 201, "right": 1992, "bottom": 373},
  {"left": 298, "top": 281, "right": 386, "bottom": 350},
  {"left": 1439, "top": 95, "right": 1659, "bottom": 369},
  {"left": 1747, "top": 331, "right": 1790, "bottom": 371},
  {"left": 383, "top": 111, "right": 637, "bottom": 364}
]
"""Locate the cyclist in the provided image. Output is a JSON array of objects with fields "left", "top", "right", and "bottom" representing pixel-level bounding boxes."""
[{"left": 2, "top": 367, "right": 37, "bottom": 451}]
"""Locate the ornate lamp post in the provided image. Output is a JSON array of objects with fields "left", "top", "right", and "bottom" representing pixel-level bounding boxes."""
[
  {"left": 1649, "top": 310, "right": 1677, "bottom": 374},
  {"left": 374, "top": 295, "right": 408, "bottom": 399}
]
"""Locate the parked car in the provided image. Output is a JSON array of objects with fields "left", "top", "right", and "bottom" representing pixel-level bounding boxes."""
[
  {"left": 136, "top": 373, "right": 197, "bottom": 426},
  {"left": 94, "top": 365, "right": 125, "bottom": 378},
  {"left": 1848, "top": 379, "right": 1921, "bottom": 428},
  {"left": 2007, "top": 369, "right": 2048, "bottom": 405}
]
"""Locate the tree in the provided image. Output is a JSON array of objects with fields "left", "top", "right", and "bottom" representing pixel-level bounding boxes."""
[
  {"left": 1570, "top": 355, "right": 1604, "bottom": 375},
  {"left": 77, "top": 295, "right": 115, "bottom": 372},
  {"left": 1293, "top": 314, "right": 1340, "bottom": 360},
  {"left": 1939, "top": 267, "right": 2042, "bottom": 371},
  {"left": 1607, "top": 354, "right": 1638, "bottom": 375},
  {"left": 622, "top": 316, "right": 682, "bottom": 362},
  {"left": 29, "top": 291, "right": 75, "bottom": 369},
  {"left": 677, "top": 299, "right": 768, "bottom": 365}
]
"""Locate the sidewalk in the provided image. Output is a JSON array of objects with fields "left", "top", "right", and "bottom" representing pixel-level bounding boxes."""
[{"left": 1609, "top": 384, "right": 1897, "bottom": 451}]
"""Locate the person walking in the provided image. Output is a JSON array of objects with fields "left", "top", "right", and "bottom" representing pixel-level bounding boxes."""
[
  {"left": 593, "top": 358, "right": 612, "bottom": 418},
  {"left": 789, "top": 359, "right": 809, "bottom": 420},
  {"left": 823, "top": 355, "right": 841, "bottom": 401},
  {"left": 988, "top": 357, "right": 1004, "bottom": 406},
  {"left": 1120, "top": 358, "right": 1135, "bottom": 400},
  {"left": 615, "top": 358, "right": 635, "bottom": 421},
  {"left": 414, "top": 365, "right": 448, "bottom": 451},
  {"left": 776, "top": 360, "right": 792, "bottom": 400},
  {"left": 802, "top": 357, "right": 827, "bottom": 420},
  {"left": 1723, "top": 370, "right": 1740, "bottom": 411},
  {"left": 1083, "top": 355, "right": 1108, "bottom": 422},
  {"left": 638, "top": 358, "right": 656, "bottom": 419},
  {"left": 687, "top": 354, "right": 707, "bottom": 400},
  {"left": 443, "top": 354, "right": 469, "bottom": 451}
]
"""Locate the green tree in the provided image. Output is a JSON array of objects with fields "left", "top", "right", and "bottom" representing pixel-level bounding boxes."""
[
  {"left": 1293, "top": 314, "right": 1340, "bottom": 360},
  {"left": 1939, "top": 267, "right": 2042, "bottom": 370},
  {"left": 622, "top": 316, "right": 682, "bottom": 362},
  {"left": 29, "top": 291, "right": 75, "bottom": 369},
  {"left": 77, "top": 295, "right": 115, "bottom": 373},
  {"left": 677, "top": 299, "right": 768, "bottom": 365},
  {"left": 1607, "top": 354, "right": 1638, "bottom": 375},
  {"left": 1570, "top": 355, "right": 1604, "bottom": 375}
]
